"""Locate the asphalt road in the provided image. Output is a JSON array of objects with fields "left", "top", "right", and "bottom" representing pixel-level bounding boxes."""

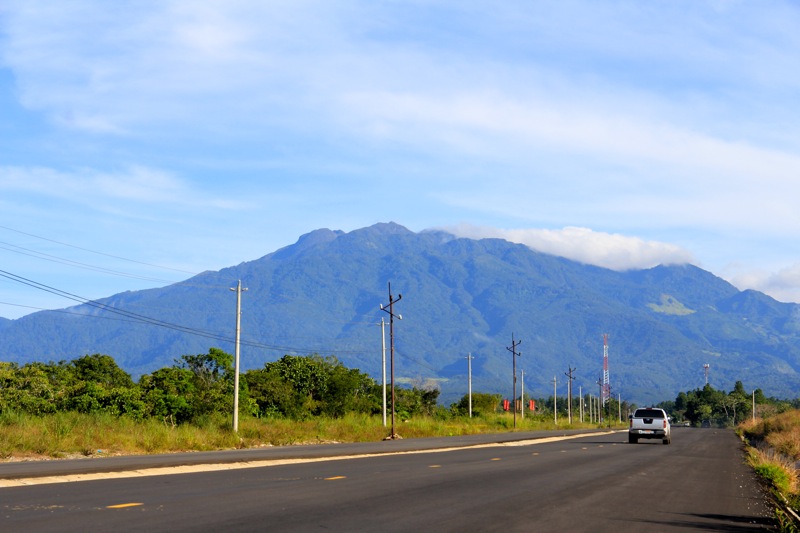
[{"left": 0, "top": 427, "right": 774, "bottom": 532}]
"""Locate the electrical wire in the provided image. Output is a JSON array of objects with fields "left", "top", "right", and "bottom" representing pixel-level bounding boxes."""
[
  {"left": 0, "top": 224, "right": 197, "bottom": 275},
  {"left": 0, "top": 226, "right": 445, "bottom": 372},
  {"left": 0, "top": 240, "right": 179, "bottom": 284},
  {"left": 0, "top": 269, "right": 378, "bottom": 357}
]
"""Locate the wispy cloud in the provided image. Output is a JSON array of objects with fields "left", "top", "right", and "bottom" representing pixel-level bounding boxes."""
[
  {"left": 1, "top": 1, "right": 800, "bottom": 315},
  {"left": 727, "top": 263, "right": 800, "bottom": 305},
  {"left": 0, "top": 165, "right": 248, "bottom": 210}
]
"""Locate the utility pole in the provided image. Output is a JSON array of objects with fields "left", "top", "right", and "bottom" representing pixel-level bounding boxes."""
[
  {"left": 553, "top": 376, "right": 557, "bottom": 425},
  {"left": 466, "top": 353, "right": 473, "bottom": 418},
  {"left": 520, "top": 369, "right": 525, "bottom": 420},
  {"left": 565, "top": 366, "right": 576, "bottom": 424},
  {"left": 380, "top": 282, "right": 402, "bottom": 440},
  {"left": 579, "top": 386, "right": 583, "bottom": 423},
  {"left": 230, "top": 280, "right": 247, "bottom": 433},
  {"left": 507, "top": 334, "right": 522, "bottom": 429},
  {"left": 597, "top": 377, "right": 604, "bottom": 424},
  {"left": 601, "top": 334, "right": 610, "bottom": 407},
  {"left": 380, "top": 318, "right": 387, "bottom": 427}
]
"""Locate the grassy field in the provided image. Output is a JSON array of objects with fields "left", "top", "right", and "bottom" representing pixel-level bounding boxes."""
[
  {"left": 739, "top": 410, "right": 800, "bottom": 530},
  {"left": 0, "top": 410, "right": 619, "bottom": 461}
]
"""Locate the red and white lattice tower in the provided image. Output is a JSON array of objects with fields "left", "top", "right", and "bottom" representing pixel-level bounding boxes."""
[{"left": 601, "top": 334, "right": 610, "bottom": 405}]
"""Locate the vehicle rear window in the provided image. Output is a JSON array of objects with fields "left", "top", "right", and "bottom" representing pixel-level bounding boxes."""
[{"left": 634, "top": 409, "right": 664, "bottom": 418}]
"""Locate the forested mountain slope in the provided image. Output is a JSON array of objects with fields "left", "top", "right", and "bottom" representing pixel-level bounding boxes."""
[{"left": 2, "top": 222, "right": 799, "bottom": 405}]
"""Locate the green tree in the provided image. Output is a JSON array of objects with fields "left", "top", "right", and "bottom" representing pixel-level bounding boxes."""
[
  {"left": 244, "top": 354, "right": 379, "bottom": 419},
  {"left": 55, "top": 354, "right": 143, "bottom": 417},
  {"left": 451, "top": 392, "right": 502, "bottom": 416},
  {"left": 393, "top": 386, "right": 440, "bottom": 419},
  {"left": 320, "top": 361, "right": 379, "bottom": 417},
  {"left": 70, "top": 354, "right": 134, "bottom": 389},
  {"left": 726, "top": 381, "right": 752, "bottom": 425},
  {"left": 267, "top": 355, "right": 329, "bottom": 398},
  {"left": 177, "top": 348, "right": 235, "bottom": 419},
  {"left": 244, "top": 365, "right": 299, "bottom": 418},
  {"left": 0, "top": 362, "right": 58, "bottom": 415},
  {"left": 139, "top": 366, "right": 196, "bottom": 423}
]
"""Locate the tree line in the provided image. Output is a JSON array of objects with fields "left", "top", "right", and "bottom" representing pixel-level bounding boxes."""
[
  {"left": 0, "top": 350, "right": 441, "bottom": 425},
  {"left": 658, "top": 381, "right": 800, "bottom": 427},
  {"left": 5, "top": 350, "right": 795, "bottom": 427}
]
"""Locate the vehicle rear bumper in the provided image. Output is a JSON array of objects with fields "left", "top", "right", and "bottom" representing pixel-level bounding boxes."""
[{"left": 629, "top": 429, "right": 668, "bottom": 438}]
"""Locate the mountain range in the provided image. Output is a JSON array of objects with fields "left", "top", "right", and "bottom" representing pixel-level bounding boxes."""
[{"left": 2, "top": 222, "right": 799, "bottom": 406}]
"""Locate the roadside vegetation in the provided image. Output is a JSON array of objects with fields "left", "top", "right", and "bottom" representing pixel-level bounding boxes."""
[
  {"left": 0, "top": 410, "right": 614, "bottom": 460},
  {"left": 1, "top": 350, "right": 621, "bottom": 460},
  {"left": 656, "top": 381, "right": 800, "bottom": 428},
  {"left": 739, "top": 410, "right": 800, "bottom": 531}
]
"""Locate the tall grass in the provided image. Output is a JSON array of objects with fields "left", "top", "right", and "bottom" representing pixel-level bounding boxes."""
[
  {"left": 739, "top": 410, "right": 800, "bottom": 530},
  {"left": 0, "top": 410, "right": 241, "bottom": 459},
  {"left": 1, "top": 410, "right": 618, "bottom": 461}
]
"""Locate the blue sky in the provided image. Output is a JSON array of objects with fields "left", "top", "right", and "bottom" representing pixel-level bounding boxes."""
[{"left": 2, "top": 1, "right": 800, "bottom": 320}]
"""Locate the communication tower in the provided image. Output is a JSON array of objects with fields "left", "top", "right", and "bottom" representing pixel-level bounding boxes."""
[{"left": 703, "top": 363, "right": 710, "bottom": 385}]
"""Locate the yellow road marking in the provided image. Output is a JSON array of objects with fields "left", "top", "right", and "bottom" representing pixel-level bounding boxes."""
[
  {"left": 429, "top": 465, "right": 441, "bottom": 468},
  {"left": 0, "top": 431, "right": 622, "bottom": 487},
  {"left": 106, "top": 503, "right": 143, "bottom": 509},
  {"left": 324, "top": 476, "right": 346, "bottom": 480},
  {"left": 491, "top": 458, "right": 501, "bottom": 461}
]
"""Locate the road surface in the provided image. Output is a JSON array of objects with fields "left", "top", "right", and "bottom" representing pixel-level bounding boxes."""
[{"left": 0, "top": 427, "right": 774, "bottom": 532}]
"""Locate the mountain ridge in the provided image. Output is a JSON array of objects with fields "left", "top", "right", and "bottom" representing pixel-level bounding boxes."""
[{"left": 1, "top": 222, "right": 799, "bottom": 406}]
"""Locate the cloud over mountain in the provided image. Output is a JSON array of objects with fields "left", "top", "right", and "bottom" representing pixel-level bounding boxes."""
[{"left": 440, "top": 224, "right": 694, "bottom": 271}]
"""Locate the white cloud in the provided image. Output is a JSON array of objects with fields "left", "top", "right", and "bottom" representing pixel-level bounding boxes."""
[
  {"left": 441, "top": 224, "right": 694, "bottom": 271},
  {"left": 2, "top": 0, "right": 800, "bottom": 310},
  {"left": 727, "top": 263, "right": 800, "bottom": 304},
  {"left": 0, "top": 1, "right": 344, "bottom": 133},
  {"left": 0, "top": 165, "right": 248, "bottom": 210}
]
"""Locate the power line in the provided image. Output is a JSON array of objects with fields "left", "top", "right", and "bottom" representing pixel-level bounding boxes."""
[
  {"left": 0, "top": 240, "right": 180, "bottom": 284},
  {"left": 0, "top": 251, "right": 462, "bottom": 369},
  {"left": 0, "top": 225, "right": 414, "bottom": 318},
  {"left": 0, "top": 269, "right": 375, "bottom": 357},
  {"left": 0, "top": 224, "right": 197, "bottom": 275},
  {"left": 0, "top": 268, "right": 236, "bottom": 342}
]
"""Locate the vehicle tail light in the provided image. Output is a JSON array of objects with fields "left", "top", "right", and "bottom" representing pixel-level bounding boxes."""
[{"left": 663, "top": 419, "right": 667, "bottom": 429}]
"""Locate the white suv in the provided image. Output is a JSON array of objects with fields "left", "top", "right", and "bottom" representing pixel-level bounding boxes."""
[{"left": 629, "top": 407, "right": 671, "bottom": 445}]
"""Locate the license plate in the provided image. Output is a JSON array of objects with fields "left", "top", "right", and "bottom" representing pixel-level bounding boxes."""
[{"left": 640, "top": 430, "right": 653, "bottom": 434}]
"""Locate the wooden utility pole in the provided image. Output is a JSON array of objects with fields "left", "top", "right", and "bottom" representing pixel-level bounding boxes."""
[
  {"left": 507, "top": 334, "right": 522, "bottom": 429},
  {"left": 380, "top": 282, "right": 402, "bottom": 439},
  {"left": 565, "top": 366, "right": 576, "bottom": 424}
]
